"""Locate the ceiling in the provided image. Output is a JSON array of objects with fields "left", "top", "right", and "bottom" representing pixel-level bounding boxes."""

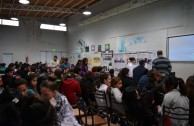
[{"left": 0, "top": 0, "right": 103, "bottom": 19}]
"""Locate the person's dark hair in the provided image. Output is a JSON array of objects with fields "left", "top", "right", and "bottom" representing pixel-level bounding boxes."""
[
  {"left": 122, "top": 86, "right": 142, "bottom": 124},
  {"left": 91, "top": 67, "right": 97, "bottom": 72},
  {"left": 26, "top": 73, "right": 38, "bottom": 88},
  {"left": 14, "top": 78, "right": 27, "bottom": 88},
  {"left": 157, "top": 50, "right": 163, "bottom": 56},
  {"left": 64, "top": 58, "right": 68, "bottom": 63},
  {"left": 165, "top": 76, "right": 187, "bottom": 96},
  {"left": 20, "top": 96, "right": 57, "bottom": 126},
  {"left": 147, "top": 70, "right": 159, "bottom": 84},
  {"left": 111, "top": 77, "right": 121, "bottom": 87},
  {"left": 54, "top": 55, "right": 57, "bottom": 59},
  {"left": 139, "top": 60, "right": 145, "bottom": 66},
  {"left": 82, "top": 58, "right": 88, "bottom": 65},
  {"left": 40, "top": 81, "right": 58, "bottom": 92},
  {"left": 5, "top": 67, "right": 14, "bottom": 74},
  {"left": 186, "top": 75, "right": 194, "bottom": 97},
  {"left": 74, "top": 67, "right": 81, "bottom": 74},
  {"left": 95, "top": 72, "right": 109, "bottom": 88},
  {"left": 109, "top": 69, "right": 114, "bottom": 78},
  {"left": 118, "top": 68, "right": 129, "bottom": 79},
  {"left": 8, "top": 63, "right": 15, "bottom": 69},
  {"left": 76, "top": 60, "right": 82, "bottom": 67},
  {"left": 129, "top": 57, "right": 135, "bottom": 62},
  {"left": 40, "top": 67, "right": 48, "bottom": 73},
  {"left": 97, "top": 66, "right": 103, "bottom": 72},
  {"left": 54, "top": 69, "right": 62, "bottom": 79},
  {"left": 30, "top": 66, "right": 37, "bottom": 73}
]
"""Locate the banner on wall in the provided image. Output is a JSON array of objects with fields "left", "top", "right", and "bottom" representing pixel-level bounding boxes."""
[
  {"left": 113, "top": 53, "right": 128, "bottom": 76},
  {"left": 101, "top": 50, "right": 113, "bottom": 71},
  {"left": 92, "top": 52, "right": 102, "bottom": 66}
]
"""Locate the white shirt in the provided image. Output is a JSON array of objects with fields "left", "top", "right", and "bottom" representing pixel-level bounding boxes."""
[
  {"left": 50, "top": 59, "right": 59, "bottom": 68},
  {"left": 98, "top": 84, "right": 108, "bottom": 93},
  {"left": 111, "top": 87, "right": 122, "bottom": 103},
  {"left": 127, "top": 62, "right": 136, "bottom": 77}
]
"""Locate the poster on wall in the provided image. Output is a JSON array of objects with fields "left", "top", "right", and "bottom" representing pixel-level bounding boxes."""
[
  {"left": 101, "top": 50, "right": 113, "bottom": 71},
  {"left": 98, "top": 45, "right": 101, "bottom": 52},
  {"left": 105, "top": 44, "right": 110, "bottom": 51},
  {"left": 116, "top": 37, "right": 126, "bottom": 53},
  {"left": 113, "top": 53, "right": 128, "bottom": 76},
  {"left": 92, "top": 52, "right": 102, "bottom": 66},
  {"left": 85, "top": 46, "right": 89, "bottom": 52},
  {"left": 91, "top": 45, "right": 95, "bottom": 51},
  {"left": 136, "top": 52, "right": 153, "bottom": 70}
]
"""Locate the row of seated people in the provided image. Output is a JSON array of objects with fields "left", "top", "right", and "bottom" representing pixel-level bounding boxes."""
[
  {"left": 0, "top": 61, "right": 194, "bottom": 126},
  {"left": 77, "top": 70, "right": 193, "bottom": 126}
]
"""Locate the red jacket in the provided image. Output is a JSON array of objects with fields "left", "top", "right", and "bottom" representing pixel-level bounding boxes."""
[{"left": 60, "top": 78, "right": 81, "bottom": 105}]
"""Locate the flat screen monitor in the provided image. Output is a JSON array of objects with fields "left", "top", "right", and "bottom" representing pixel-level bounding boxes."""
[{"left": 168, "top": 34, "right": 194, "bottom": 62}]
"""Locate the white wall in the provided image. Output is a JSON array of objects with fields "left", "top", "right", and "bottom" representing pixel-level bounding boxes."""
[
  {"left": 67, "top": 0, "right": 194, "bottom": 80},
  {"left": 0, "top": 17, "right": 67, "bottom": 64}
]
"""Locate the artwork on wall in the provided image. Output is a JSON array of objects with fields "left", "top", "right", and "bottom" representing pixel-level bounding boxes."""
[
  {"left": 91, "top": 45, "right": 95, "bottom": 51},
  {"left": 98, "top": 45, "right": 101, "bottom": 52},
  {"left": 105, "top": 44, "right": 110, "bottom": 51},
  {"left": 85, "top": 46, "right": 89, "bottom": 52}
]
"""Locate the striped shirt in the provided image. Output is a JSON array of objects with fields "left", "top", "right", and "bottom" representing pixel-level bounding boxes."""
[{"left": 152, "top": 56, "right": 172, "bottom": 75}]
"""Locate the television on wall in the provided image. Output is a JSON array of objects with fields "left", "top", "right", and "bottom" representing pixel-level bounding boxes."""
[{"left": 167, "top": 34, "right": 194, "bottom": 62}]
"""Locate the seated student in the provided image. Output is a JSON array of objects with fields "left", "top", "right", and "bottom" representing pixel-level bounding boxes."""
[
  {"left": 14, "top": 78, "right": 28, "bottom": 96},
  {"left": 111, "top": 77, "right": 122, "bottom": 103},
  {"left": 20, "top": 96, "right": 57, "bottom": 126},
  {"left": 123, "top": 86, "right": 159, "bottom": 126},
  {"left": 26, "top": 73, "right": 39, "bottom": 95},
  {"left": 40, "top": 80, "right": 81, "bottom": 126},
  {"left": 186, "top": 75, "right": 194, "bottom": 125},
  {"left": 118, "top": 68, "right": 135, "bottom": 92},
  {"left": 158, "top": 76, "right": 189, "bottom": 126},
  {"left": 0, "top": 88, "right": 23, "bottom": 126},
  {"left": 2, "top": 67, "right": 15, "bottom": 88},
  {"left": 98, "top": 72, "right": 111, "bottom": 93},
  {"left": 60, "top": 72, "right": 81, "bottom": 106}
]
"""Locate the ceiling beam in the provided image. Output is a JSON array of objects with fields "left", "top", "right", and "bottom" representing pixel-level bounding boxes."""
[
  {"left": 1, "top": 3, "right": 80, "bottom": 18},
  {"left": 0, "top": 0, "right": 2, "bottom": 15},
  {"left": 54, "top": 0, "right": 74, "bottom": 18},
  {"left": 62, "top": 0, "right": 95, "bottom": 18},
  {"left": 8, "top": 0, "right": 15, "bottom": 16},
  {"left": 44, "top": 0, "right": 63, "bottom": 18},
  {"left": 61, "top": 0, "right": 84, "bottom": 18},
  {"left": 26, "top": 0, "right": 40, "bottom": 16},
  {"left": 34, "top": 0, "right": 52, "bottom": 17}
]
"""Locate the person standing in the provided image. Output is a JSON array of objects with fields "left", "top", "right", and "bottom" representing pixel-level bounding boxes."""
[
  {"left": 152, "top": 50, "right": 172, "bottom": 77},
  {"left": 127, "top": 57, "right": 136, "bottom": 78},
  {"left": 50, "top": 55, "right": 59, "bottom": 71}
]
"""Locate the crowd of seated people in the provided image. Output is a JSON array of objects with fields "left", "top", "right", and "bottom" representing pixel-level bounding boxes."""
[{"left": 0, "top": 56, "right": 193, "bottom": 126}]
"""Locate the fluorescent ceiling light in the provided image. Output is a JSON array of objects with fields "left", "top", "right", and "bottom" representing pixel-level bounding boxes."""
[
  {"left": 59, "top": 23, "right": 66, "bottom": 26},
  {"left": 83, "top": 10, "right": 91, "bottom": 15},
  {"left": 2, "top": 19, "right": 19, "bottom": 26},
  {"left": 0, "top": 19, "right": 1, "bottom": 25},
  {"left": 19, "top": 0, "right": 30, "bottom": 4},
  {"left": 11, "top": 17, "right": 18, "bottom": 21},
  {"left": 40, "top": 24, "right": 67, "bottom": 31}
]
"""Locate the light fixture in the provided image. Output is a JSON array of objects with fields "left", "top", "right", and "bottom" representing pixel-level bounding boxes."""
[
  {"left": 59, "top": 23, "right": 66, "bottom": 26},
  {"left": 83, "top": 5, "right": 91, "bottom": 15},
  {"left": 19, "top": 0, "right": 30, "bottom": 4},
  {"left": 11, "top": 17, "right": 18, "bottom": 21}
]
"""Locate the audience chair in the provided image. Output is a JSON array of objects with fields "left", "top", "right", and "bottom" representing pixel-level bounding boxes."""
[{"left": 77, "top": 97, "right": 107, "bottom": 126}]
